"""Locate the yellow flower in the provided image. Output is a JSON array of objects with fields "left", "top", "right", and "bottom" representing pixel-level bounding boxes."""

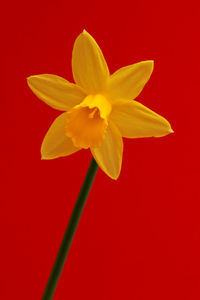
[{"left": 27, "top": 30, "right": 173, "bottom": 180}]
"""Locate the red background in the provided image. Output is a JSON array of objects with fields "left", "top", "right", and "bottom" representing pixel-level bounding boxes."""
[{"left": 1, "top": 0, "right": 200, "bottom": 299}]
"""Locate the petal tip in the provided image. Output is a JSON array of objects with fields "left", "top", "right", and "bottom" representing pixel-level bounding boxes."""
[
  {"left": 26, "top": 76, "right": 31, "bottom": 83},
  {"left": 82, "top": 29, "right": 90, "bottom": 37},
  {"left": 112, "top": 174, "right": 119, "bottom": 180},
  {"left": 143, "top": 60, "right": 154, "bottom": 71},
  {"left": 148, "top": 60, "right": 154, "bottom": 70},
  {"left": 27, "top": 75, "right": 36, "bottom": 85}
]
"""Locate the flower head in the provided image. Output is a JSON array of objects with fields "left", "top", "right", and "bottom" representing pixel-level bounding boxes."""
[{"left": 27, "top": 30, "right": 173, "bottom": 180}]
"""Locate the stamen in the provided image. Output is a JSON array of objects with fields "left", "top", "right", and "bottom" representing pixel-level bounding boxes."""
[{"left": 88, "top": 107, "right": 98, "bottom": 118}]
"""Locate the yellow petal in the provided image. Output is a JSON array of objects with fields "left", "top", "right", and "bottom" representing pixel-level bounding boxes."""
[
  {"left": 72, "top": 30, "right": 109, "bottom": 94},
  {"left": 27, "top": 74, "right": 86, "bottom": 111},
  {"left": 107, "top": 61, "right": 154, "bottom": 100},
  {"left": 111, "top": 99, "right": 173, "bottom": 138},
  {"left": 41, "top": 112, "right": 80, "bottom": 159},
  {"left": 91, "top": 121, "right": 123, "bottom": 180}
]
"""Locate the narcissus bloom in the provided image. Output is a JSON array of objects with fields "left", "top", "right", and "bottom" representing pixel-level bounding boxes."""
[{"left": 27, "top": 30, "right": 173, "bottom": 180}]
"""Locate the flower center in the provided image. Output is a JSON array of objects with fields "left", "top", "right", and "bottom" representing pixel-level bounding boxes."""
[{"left": 65, "top": 94, "right": 112, "bottom": 149}]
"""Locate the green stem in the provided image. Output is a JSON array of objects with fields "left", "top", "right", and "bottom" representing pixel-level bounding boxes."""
[{"left": 42, "top": 158, "right": 98, "bottom": 300}]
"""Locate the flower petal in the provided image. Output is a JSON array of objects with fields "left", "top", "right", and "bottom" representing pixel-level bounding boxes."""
[
  {"left": 41, "top": 112, "right": 80, "bottom": 159},
  {"left": 107, "top": 61, "right": 154, "bottom": 100},
  {"left": 91, "top": 121, "right": 123, "bottom": 180},
  {"left": 27, "top": 74, "right": 86, "bottom": 111},
  {"left": 111, "top": 99, "right": 173, "bottom": 138},
  {"left": 72, "top": 30, "right": 110, "bottom": 94}
]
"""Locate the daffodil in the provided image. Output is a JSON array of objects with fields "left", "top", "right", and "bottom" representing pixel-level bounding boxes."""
[
  {"left": 27, "top": 30, "right": 173, "bottom": 179},
  {"left": 28, "top": 31, "right": 174, "bottom": 300}
]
